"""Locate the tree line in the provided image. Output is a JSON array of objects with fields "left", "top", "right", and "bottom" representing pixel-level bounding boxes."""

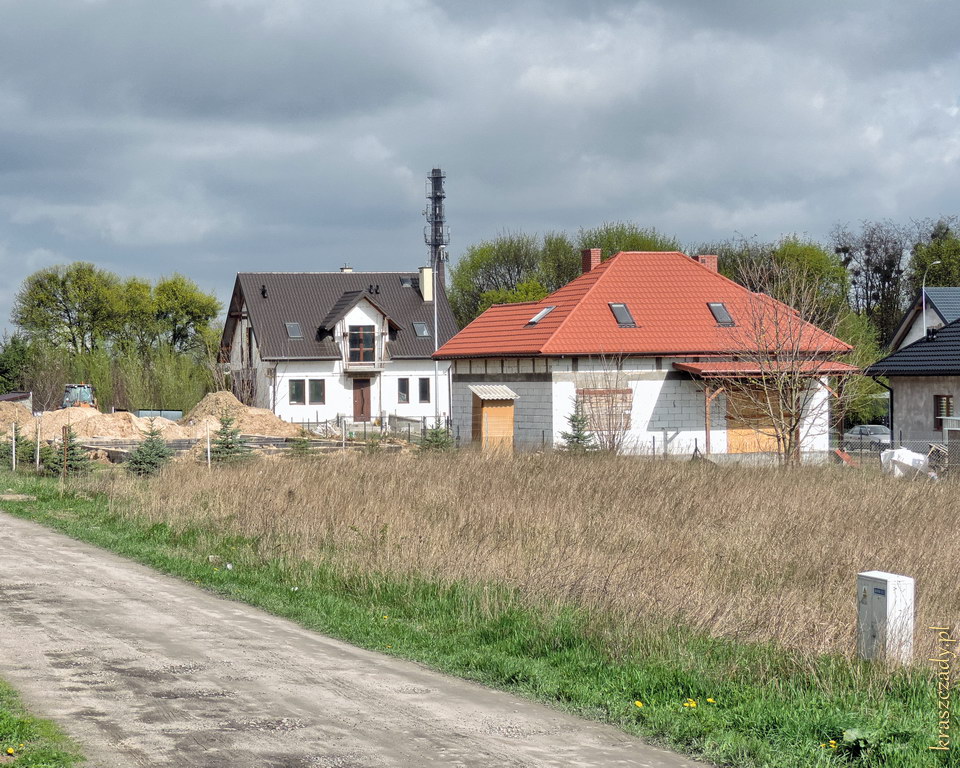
[{"left": 0, "top": 263, "right": 221, "bottom": 412}]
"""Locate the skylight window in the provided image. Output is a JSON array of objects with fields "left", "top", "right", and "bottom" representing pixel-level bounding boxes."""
[
  {"left": 413, "top": 322, "right": 430, "bottom": 337},
  {"left": 609, "top": 303, "right": 636, "bottom": 328},
  {"left": 285, "top": 322, "right": 303, "bottom": 339},
  {"left": 400, "top": 276, "right": 414, "bottom": 288},
  {"left": 707, "top": 302, "right": 735, "bottom": 326},
  {"left": 527, "top": 306, "right": 556, "bottom": 325}
]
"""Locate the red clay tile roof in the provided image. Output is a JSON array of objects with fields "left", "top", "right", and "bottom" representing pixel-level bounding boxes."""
[{"left": 435, "top": 252, "right": 852, "bottom": 359}]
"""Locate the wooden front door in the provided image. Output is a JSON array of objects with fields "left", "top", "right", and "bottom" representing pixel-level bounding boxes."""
[{"left": 353, "top": 378, "right": 371, "bottom": 422}]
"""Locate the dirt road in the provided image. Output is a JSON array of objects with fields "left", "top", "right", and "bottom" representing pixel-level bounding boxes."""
[{"left": 0, "top": 512, "right": 709, "bottom": 767}]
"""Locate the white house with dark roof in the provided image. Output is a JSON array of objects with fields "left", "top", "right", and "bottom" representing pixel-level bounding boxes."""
[
  {"left": 889, "top": 287, "right": 960, "bottom": 351},
  {"left": 220, "top": 266, "right": 455, "bottom": 428}
]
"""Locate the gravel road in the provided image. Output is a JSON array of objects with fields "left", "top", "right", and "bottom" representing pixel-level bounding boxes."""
[{"left": 0, "top": 512, "right": 710, "bottom": 767}]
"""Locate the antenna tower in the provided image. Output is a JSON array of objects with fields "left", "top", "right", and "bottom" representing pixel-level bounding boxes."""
[{"left": 423, "top": 167, "right": 450, "bottom": 285}]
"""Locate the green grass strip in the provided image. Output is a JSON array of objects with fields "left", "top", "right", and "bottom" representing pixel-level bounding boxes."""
[
  {"left": 0, "top": 678, "right": 81, "bottom": 768},
  {"left": 0, "top": 472, "right": 948, "bottom": 768}
]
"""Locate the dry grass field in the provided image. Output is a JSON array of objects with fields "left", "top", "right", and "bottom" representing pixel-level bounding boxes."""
[{"left": 83, "top": 452, "right": 957, "bottom": 664}]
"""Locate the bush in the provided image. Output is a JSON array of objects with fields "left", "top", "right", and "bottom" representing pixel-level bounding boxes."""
[
  {"left": 210, "top": 411, "right": 252, "bottom": 463},
  {"left": 420, "top": 424, "right": 455, "bottom": 451},
  {"left": 559, "top": 400, "right": 596, "bottom": 452},
  {"left": 126, "top": 419, "right": 173, "bottom": 476},
  {"left": 61, "top": 426, "right": 91, "bottom": 475},
  {"left": 287, "top": 431, "right": 314, "bottom": 459}
]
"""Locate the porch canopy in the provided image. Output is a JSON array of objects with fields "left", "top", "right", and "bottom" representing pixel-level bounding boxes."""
[
  {"left": 674, "top": 360, "right": 860, "bottom": 378},
  {"left": 673, "top": 360, "right": 860, "bottom": 454}
]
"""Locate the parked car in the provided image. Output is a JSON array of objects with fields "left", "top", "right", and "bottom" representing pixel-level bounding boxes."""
[{"left": 841, "top": 424, "right": 891, "bottom": 452}]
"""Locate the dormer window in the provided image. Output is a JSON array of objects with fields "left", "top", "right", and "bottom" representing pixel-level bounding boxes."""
[
  {"left": 609, "top": 303, "right": 636, "bottom": 328},
  {"left": 707, "top": 302, "right": 735, "bottom": 326},
  {"left": 285, "top": 322, "right": 303, "bottom": 339},
  {"left": 527, "top": 306, "right": 556, "bottom": 325}
]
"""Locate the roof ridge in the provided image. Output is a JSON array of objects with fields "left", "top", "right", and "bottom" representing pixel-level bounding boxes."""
[{"left": 540, "top": 253, "right": 621, "bottom": 354}]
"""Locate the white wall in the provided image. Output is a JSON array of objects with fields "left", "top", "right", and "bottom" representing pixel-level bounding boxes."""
[
  {"left": 451, "top": 355, "right": 834, "bottom": 456},
  {"left": 899, "top": 305, "right": 945, "bottom": 349}
]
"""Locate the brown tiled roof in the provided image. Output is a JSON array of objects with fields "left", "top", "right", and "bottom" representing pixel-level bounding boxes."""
[{"left": 222, "top": 272, "right": 457, "bottom": 361}]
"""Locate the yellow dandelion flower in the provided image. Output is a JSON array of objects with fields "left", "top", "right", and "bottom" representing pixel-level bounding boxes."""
[
  {"left": 634, "top": 701, "right": 644, "bottom": 708},
  {"left": 6, "top": 748, "right": 14, "bottom": 755},
  {"left": 706, "top": 698, "right": 715, "bottom": 703},
  {"left": 382, "top": 615, "right": 389, "bottom": 619}
]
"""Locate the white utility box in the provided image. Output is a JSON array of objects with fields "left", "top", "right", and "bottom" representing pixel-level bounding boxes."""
[{"left": 856, "top": 571, "right": 914, "bottom": 664}]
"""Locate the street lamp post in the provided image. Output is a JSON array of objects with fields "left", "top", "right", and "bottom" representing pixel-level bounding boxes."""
[{"left": 922, "top": 260, "right": 942, "bottom": 336}]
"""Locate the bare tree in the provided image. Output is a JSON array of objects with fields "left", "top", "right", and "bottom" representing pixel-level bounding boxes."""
[
  {"left": 831, "top": 220, "right": 910, "bottom": 346},
  {"left": 702, "top": 261, "right": 857, "bottom": 465},
  {"left": 575, "top": 353, "right": 632, "bottom": 453}
]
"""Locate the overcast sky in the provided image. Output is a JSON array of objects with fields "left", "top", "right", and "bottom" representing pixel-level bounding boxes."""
[{"left": 2, "top": 0, "right": 959, "bottom": 331}]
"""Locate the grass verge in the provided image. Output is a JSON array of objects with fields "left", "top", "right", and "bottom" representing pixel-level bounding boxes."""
[
  {"left": 0, "top": 470, "right": 949, "bottom": 768},
  {"left": 0, "top": 678, "right": 81, "bottom": 767}
]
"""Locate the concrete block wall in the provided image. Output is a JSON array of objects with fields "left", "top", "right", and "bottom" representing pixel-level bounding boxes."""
[
  {"left": 451, "top": 378, "right": 553, "bottom": 448},
  {"left": 890, "top": 375, "right": 960, "bottom": 443}
]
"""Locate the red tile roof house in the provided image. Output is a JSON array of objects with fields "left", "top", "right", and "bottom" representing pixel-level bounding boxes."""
[{"left": 434, "top": 250, "right": 856, "bottom": 458}]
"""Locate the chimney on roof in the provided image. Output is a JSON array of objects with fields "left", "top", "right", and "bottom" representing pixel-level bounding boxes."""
[
  {"left": 694, "top": 254, "right": 718, "bottom": 272},
  {"left": 419, "top": 266, "right": 434, "bottom": 302},
  {"left": 581, "top": 248, "right": 601, "bottom": 274},
  {"left": 340, "top": 264, "right": 353, "bottom": 273}
]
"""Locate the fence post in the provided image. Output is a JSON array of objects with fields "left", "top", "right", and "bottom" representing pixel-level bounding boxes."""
[{"left": 11, "top": 423, "right": 15, "bottom": 472}]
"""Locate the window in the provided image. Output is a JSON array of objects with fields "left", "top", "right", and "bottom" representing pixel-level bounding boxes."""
[
  {"left": 285, "top": 322, "right": 303, "bottom": 339},
  {"left": 527, "top": 306, "right": 556, "bottom": 325},
  {"left": 707, "top": 302, "right": 735, "bottom": 326},
  {"left": 289, "top": 379, "right": 305, "bottom": 405},
  {"left": 419, "top": 377, "right": 431, "bottom": 403},
  {"left": 400, "top": 276, "right": 414, "bottom": 288},
  {"left": 398, "top": 378, "right": 409, "bottom": 403},
  {"left": 308, "top": 379, "right": 325, "bottom": 405},
  {"left": 934, "top": 395, "right": 953, "bottom": 431},
  {"left": 413, "top": 322, "right": 430, "bottom": 337},
  {"left": 608, "top": 303, "right": 636, "bottom": 327},
  {"left": 348, "top": 325, "right": 376, "bottom": 362}
]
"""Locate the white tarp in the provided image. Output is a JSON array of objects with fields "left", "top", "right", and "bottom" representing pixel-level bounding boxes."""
[{"left": 880, "top": 448, "right": 930, "bottom": 478}]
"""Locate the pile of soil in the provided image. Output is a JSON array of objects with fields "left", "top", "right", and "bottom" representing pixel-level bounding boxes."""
[
  {"left": 180, "top": 391, "right": 299, "bottom": 438},
  {"left": 0, "top": 402, "right": 33, "bottom": 430},
  {"left": 37, "top": 409, "right": 190, "bottom": 441}
]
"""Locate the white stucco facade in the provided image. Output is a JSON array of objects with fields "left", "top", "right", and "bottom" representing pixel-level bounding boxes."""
[{"left": 228, "top": 297, "right": 450, "bottom": 427}]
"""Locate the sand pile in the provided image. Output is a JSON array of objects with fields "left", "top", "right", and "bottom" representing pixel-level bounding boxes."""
[
  {"left": 180, "top": 391, "right": 298, "bottom": 438},
  {"left": 0, "top": 402, "right": 33, "bottom": 430},
  {"left": 36, "top": 409, "right": 190, "bottom": 441}
]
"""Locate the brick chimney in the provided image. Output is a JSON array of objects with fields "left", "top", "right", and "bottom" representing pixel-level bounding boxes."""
[
  {"left": 694, "top": 254, "right": 718, "bottom": 272},
  {"left": 581, "top": 248, "right": 602, "bottom": 274}
]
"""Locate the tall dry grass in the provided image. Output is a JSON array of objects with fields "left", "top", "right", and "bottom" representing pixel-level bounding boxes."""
[{"left": 85, "top": 453, "right": 958, "bottom": 662}]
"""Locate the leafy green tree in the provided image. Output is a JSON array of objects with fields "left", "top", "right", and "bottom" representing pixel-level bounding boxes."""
[
  {"left": 449, "top": 223, "right": 681, "bottom": 326},
  {"left": 559, "top": 400, "right": 596, "bottom": 452},
  {"left": 907, "top": 218, "right": 960, "bottom": 295},
  {"left": 449, "top": 232, "right": 543, "bottom": 327},
  {"left": 126, "top": 420, "right": 174, "bottom": 476},
  {"left": 709, "top": 235, "right": 849, "bottom": 324},
  {"left": 477, "top": 279, "right": 550, "bottom": 315},
  {"left": 0, "top": 334, "right": 31, "bottom": 394},
  {"left": 834, "top": 312, "right": 887, "bottom": 427},
  {"left": 13, "top": 263, "right": 120, "bottom": 353},
  {"left": 210, "top": 412, "right": 252, "bottom": 463},
  {"left": 154, "top": 274, "right": 222, "bottom": 351}
]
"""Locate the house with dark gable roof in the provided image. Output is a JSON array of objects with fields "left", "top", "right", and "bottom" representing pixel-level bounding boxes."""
[
  {"left": 221, "top": 266, "right": 457, "bottom": 426},
  {"left": 866, "top": 318, "right": 960, "bottom": 444},
  {"left": 888, "top": 287, "right": 960, "bottom": 351},
  {"left": 435, "top": 250, "right": 855, "bottom": 455}
]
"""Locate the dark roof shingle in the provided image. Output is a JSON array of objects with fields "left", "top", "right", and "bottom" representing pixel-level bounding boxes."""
[
  {"left": 222, "top": 272, "right": 456, "bottom": 361},
  {"left": 867, "top": 318, "right": 960, "bottom": 376}
]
